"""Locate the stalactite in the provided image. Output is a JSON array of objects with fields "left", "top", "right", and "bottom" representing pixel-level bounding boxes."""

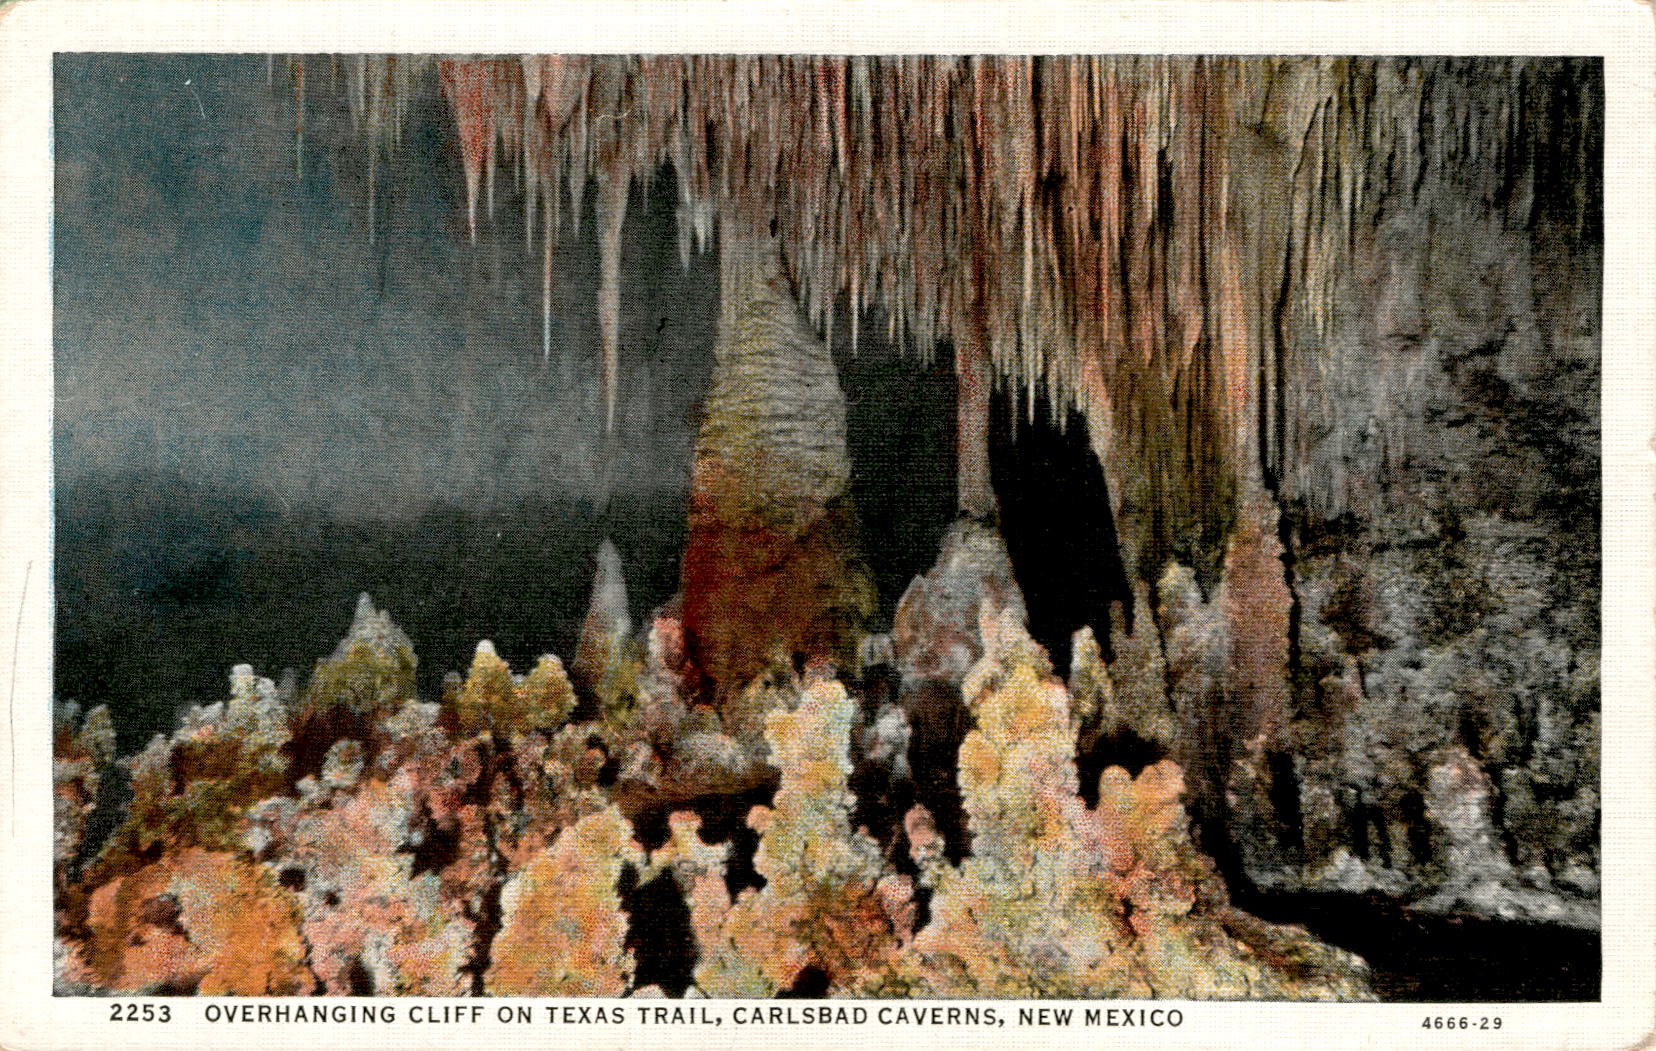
[
  {"left": 541, "top": 203, "right": 553, "bottom": 362},
  {"left": 953, "top": 323, "right": 994, "bottom": 521},
  {"left": 596, "top": 173, "right": 628, "bottom": 436},
  {"left": 436, "top": 60, "right": 494, "bottom": 243},
  {"left": 318, "top": 55, "right": 1595, "bottom": 570},
  {"left": 292, "top": 58, "right": 305, "bottom": 176}
]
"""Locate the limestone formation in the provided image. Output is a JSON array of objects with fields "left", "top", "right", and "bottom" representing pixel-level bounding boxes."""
[{"left": 680, "top": 229, "right": 875, "bottom": 699}]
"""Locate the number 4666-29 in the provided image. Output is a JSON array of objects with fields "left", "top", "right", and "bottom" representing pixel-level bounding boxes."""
[{"left": 1422, "top": 1016, "right": 1503, "bottom": 1030}]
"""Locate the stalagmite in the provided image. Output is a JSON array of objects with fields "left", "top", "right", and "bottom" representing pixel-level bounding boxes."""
[
  {"left": 573, "top": 539, "right": 633, "bottom": 706},
  {"left": 680, "top": 226, "right": 874, "bottom": 696},
  {"left": 485, "top": 808, "right": 642, "bottom": 996},
  {"left": 53, "top": 703, "right": 115, "bottom": 893}
]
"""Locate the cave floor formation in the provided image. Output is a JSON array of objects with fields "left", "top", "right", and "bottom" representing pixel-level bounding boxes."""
[{"left": 52, "top": 501, "right": 1598, "bottom": 999}]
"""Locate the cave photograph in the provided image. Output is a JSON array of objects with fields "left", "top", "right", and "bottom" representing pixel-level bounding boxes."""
[{"left": 51, "top": 53, "right": 1602, "bottom": 1003}]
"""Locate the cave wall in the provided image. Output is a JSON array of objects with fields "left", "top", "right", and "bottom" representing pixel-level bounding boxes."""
[
  {"left": 1276, "top": 196, "right": 1597, "bottom": 921},
  {"left": 1102, "top": 131, "right": 1601, "bottom": 926}
]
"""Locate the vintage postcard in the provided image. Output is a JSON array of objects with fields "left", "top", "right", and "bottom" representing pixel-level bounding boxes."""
[{"left": 2, "top": 1, "right": 1652, "bottom": 1048}]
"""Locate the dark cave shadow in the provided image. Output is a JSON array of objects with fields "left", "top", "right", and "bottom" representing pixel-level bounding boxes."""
[{"left": 1231, "top": 889, "right": 1600, "bottom": 1003}]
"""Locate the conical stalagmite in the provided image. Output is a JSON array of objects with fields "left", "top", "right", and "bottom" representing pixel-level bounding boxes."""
[
  {"left": 680, "top": 226, "right": 875, "bottom": 698},
  {"left": 573, "top": 539, "right": 634, "bottom": 712}
]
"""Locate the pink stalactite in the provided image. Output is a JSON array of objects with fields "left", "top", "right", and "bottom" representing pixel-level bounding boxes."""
[
  {"left": 438, "top": 60, "right": 496, "bottom": 242},
  {"left": 323, "top": 56, "right": 1580, "bottom": 555}
]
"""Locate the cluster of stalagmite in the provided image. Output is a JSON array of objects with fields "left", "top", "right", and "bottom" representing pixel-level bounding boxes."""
[{"left": 54, "top": 583, "right": 1376, "bottom": 998}]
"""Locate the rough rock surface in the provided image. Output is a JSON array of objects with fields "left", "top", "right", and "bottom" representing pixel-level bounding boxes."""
[
  {"left": 1091, "top": 186, "right": 1603, "bottom": 929},
  {"left": 1244, "top": 202, "right": 1599, "bottom": 926},
  {"left": 892, "top": 519, "right": 1027, "bottom": 689}
]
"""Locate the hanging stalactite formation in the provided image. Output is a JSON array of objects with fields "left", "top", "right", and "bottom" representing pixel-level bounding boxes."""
[{"left": 304, "top": 53, "right": 1597, "bottom": 581}]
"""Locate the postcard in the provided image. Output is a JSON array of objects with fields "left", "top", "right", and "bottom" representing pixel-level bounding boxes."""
[{"left": 2, "top": 2, "right": 1651, "bottom": 1048}]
